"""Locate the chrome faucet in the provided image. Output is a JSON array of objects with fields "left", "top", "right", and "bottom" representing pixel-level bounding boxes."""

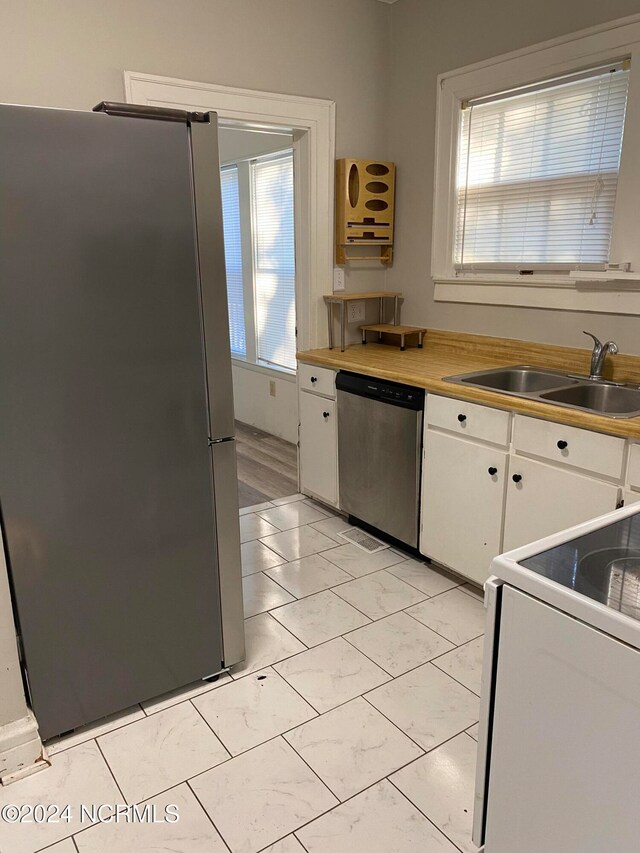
[{"left": 583, "top": 331, "right": 619, "bottom": 380}]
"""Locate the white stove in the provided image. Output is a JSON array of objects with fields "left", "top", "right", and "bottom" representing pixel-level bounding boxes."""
[{"left": 474, "top": 502, "right": 640, "bottom": 853}]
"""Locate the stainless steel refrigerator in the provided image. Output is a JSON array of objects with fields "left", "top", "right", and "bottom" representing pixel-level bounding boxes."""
[{"left": 0, "top": 102, "right": 244, "bottom": 741}]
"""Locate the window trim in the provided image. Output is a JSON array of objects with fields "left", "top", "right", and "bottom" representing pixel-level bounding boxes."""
[{"left": 432, "top": 13, "right": 640, "bottom": 314}]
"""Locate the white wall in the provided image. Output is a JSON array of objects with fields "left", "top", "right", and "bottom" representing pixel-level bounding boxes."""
[
  {"left": 387, "top": 0, "right": 640, "bottom": 355},
  {"left": 232, "top": 364, "right": 298, "bottom": 443}
]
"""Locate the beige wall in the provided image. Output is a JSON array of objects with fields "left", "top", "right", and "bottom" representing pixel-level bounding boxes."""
[{"left": 387, "top": 0, "right": 640, "bottom": 355}]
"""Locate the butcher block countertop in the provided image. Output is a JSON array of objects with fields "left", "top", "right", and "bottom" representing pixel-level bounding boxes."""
[{"left": 297, "top": 329, "right": 640, "bottom": 440}]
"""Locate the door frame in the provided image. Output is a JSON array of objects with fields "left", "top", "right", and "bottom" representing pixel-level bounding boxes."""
[{"left": 124, "top": 71, "right": 336, "bottom": 353}]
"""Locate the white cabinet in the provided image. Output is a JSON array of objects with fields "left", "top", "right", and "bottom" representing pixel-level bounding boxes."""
[
  {"left": 421, "top": 394, "right": 627, "bottom": 582},
  {"left": 421, "top": 430, "right": 507, "bottom": 585},
  {"left": 299, "top": 381, "right": 338, "bottom": 507},
  {"left": 502, "top": 456, "right": 620, "bottom": 553}
]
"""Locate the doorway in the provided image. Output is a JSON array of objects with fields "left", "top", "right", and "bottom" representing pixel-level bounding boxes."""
[
  {"left": 218, "top": 123, "right": 299, "bottom": 506},
  {"left": 124, "top": 73, "right": 335, "bottom": 505}
]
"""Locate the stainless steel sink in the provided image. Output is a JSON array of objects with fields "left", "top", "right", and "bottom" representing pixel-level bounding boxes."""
[
  {"left": 454, "top": 366, "right": 577, "bottom": 394},
  {"left": 444, "top": 364, "right": 640, "bottom": 419},
  {"left": 540, "top": 383, "right": 640, "bottom": 416}
]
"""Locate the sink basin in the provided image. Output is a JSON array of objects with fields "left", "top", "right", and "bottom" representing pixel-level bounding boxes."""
[
  {"left": 540, "top": 383, "right": 640, "bottom": 417},
  {"left": 445, "top": 364, "right": 640, "bottom": 418},
  {"left": 456, "top": 366, "right": 577, "bottom": 394}
]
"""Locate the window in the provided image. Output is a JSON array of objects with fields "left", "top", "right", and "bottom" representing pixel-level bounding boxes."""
[
  {"left": 220, "top": 165, "right": 246, "bottom": 357},
  {"left": 251, "top": 153, "right": 296, "bottom": 370},
  {"left": 455, "top": 63, "right": 630, "bottom": 271},
  {"left": 431, "top": 16, "right": 640, "bottom": 313},
  {"left": 220, "top": 150, "right": 296, "bottom": 372}
]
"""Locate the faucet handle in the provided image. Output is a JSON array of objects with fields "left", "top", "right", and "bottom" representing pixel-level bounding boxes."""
[
  {"left": 606, "top": 341, "right": 619, "bottom": 355},
  {"left": 583, "top": 330, "right": 602, "bottom": 349}
]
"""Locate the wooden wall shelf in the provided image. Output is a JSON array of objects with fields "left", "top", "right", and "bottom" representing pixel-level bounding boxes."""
[{"left": 335, "top": 158, "right": 396, "bottom": 266}]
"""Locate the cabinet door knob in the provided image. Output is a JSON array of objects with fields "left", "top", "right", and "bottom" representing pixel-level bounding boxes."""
[
  {"left": 457, "top": 413, "right": 467, "bottom": 423},
  {"left": 557, "top": 440, "right": 568, "bottom": 450},
  {"left": 512, "top": 473, "right": 522, "bottom": 483},
  {"left": 488, "top": 467, "right": 498, "bottom": 476},
  {"left": 323, "top": 411, "right": 330, "bottom": 419},
  {"left": 310, "top": 376, "right": 318, "bottom": 383}
]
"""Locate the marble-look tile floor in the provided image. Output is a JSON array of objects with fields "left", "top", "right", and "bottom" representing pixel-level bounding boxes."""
[{"left": 0, "top": 494, "right": 484, "bottom": 853}]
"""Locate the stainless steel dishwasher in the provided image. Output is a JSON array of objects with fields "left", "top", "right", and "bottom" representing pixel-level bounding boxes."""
[{"left": 336, "top": 371, "right": 425, "bottom": 548}]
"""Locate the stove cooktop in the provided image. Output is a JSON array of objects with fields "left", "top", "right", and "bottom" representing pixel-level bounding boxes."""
[{"left": 520, "top": 512, "right": 640, "bottom": 622}]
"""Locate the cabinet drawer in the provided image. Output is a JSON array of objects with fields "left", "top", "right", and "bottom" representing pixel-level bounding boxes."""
[
  {"left": 513, "top": 414, "right": 624, "bottom": 480},
  {"left": 628, "top": 444, "right": 640, "bottom": 489},
  {"left": 426, "top": 394, "right": 510, "bottom": 446},
  {"left": 298, "top": 363, "right": 336, "bottom": 398}
]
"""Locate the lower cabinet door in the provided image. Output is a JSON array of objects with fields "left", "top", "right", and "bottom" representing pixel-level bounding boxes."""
[
  {"left": 299, "top": 391, "right": 337, "bottom": 506},
  {"left": 485, "top": 586, "right": 640, "bottom": 853},
  {"left": 503, "top": 456, "right": 619, "bottom": 553},
  {"left": 420, "top": 430, "right": 507, "bottom": 584}
]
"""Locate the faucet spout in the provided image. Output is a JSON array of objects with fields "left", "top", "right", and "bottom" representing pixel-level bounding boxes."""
[{"left": 583, "top": 331, "right": 618, "bottom": 380}]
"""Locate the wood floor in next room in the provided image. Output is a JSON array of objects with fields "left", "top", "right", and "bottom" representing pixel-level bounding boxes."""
[{"left": 235, "top": 420, "right": 298, "bottom": 508}]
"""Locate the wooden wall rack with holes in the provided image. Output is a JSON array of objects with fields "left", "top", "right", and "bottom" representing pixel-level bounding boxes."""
[{"left": 335, "top": 158, "right": 396, "bottom": 266}]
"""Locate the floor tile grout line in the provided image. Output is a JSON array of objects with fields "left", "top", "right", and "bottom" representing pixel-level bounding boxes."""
[
  {"left": 403, "top": 603, "right": 484, "bottom": 647},
  {"left": 331, "top": 580, "right": 429, "bottom": 630},
  {"left": 68, "top": 779, "right": 220, "bottom": 846},
  {"left": 188, "top": 698, "right": 234, "bottom": 761},
  {"left": 360, "top": 666, "right": 480, "bottom": 753},
  {"left": 341, "top": 627, "right": 483, "bottom": 689},
  {"left": 248, "top": 568, "right": 302, "bottom": 602},
  {"left": 385, "top": 570, "right": 464, "bottom": 599},
  {"left": 340, "top": 629, "right": 454, "bottom": 682},
  {"left": 431, "top": 660, "right": 482, "bottom": 698},
  {"left": 282, "top": 720, "right": 428, "bottom": 807},
  {"left": 386, "top": 774, "right": 467, "bottom": 853},
  {"left": 93, "top": 737, "right": 129, "bottom": 806},
  {"left": 185, "top": 779, "right": 234, "bottom": 853},
  {"left": 358, "top": 692, "right": 432, "bottom": 756},
  {"left": 290, "top": 772, "right": 464, "bottom": 851},
  {"left": 266, "top": 590, "right": 372, "bottom": 646},
  {"left": 190, "top": 668, "right": 322, "bottom": 754}
]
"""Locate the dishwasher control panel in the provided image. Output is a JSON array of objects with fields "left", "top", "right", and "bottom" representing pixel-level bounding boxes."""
[{"left": 336, "top": 371, "right": 425, "bottom": 410}]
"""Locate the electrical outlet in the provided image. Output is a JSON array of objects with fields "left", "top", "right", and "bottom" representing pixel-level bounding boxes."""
[
  {"left": 333, "top": 267, "right": 345, "bottom": 291},
  {"left": 269, "top": 380, "right": 276, "bottom": 397},
  {"left": 347, "top": 300, "right": 365, "bottom": 323}
]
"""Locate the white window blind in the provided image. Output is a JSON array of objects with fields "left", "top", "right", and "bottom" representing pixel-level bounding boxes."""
[
  {"left": 251, "top": 152, "right": 296, "bottom": 371},
  {"left": 455, "top": 63, "right": 630, "bottom": 270},
  {"left": 220, "top": 165, "right": 246, "bottom": 357}
]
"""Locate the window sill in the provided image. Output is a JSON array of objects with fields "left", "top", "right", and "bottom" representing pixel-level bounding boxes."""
[
  {"left": 231, "top": 357, "right": 296, "bottom": 381},
  {"left": 433, "top": 275, "right": 640, "bottom": 315}
]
